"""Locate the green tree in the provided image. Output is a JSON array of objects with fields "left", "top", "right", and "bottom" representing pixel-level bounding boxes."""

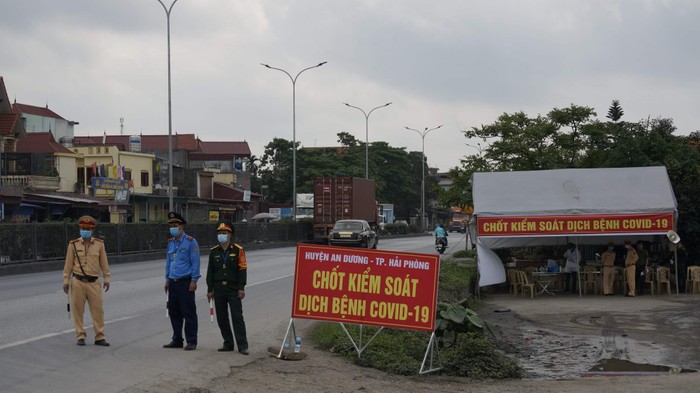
[
  {"left": 606, "top": 99, "right": 624, "bottom": 122},
  {"left": 451, "top": 104, "right": 700, "bottom": 262},
  {"left": 548, "top": 104, "right": 597, "bottom": 166},
  {"left": 464, "top": 111, "right": 561, "bottom": 171},
  {"left": 257, "top": 134, "right": 424, "bottom": 219},
  {"left": 259, "top": 138, "right": 295, "bottom": 204}
]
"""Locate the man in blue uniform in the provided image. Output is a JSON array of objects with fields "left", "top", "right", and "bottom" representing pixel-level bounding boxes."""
[
  {"left": 163, "top": 212, "right": 200, "bottom": 350},
  {"left": 206, "top": 220, "right": 249, "bottom": 354}
]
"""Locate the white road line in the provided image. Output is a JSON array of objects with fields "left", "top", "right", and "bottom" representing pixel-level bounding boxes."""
[
  {"left": 0, "top": 315, "right": 138, "bottom": 351},
  {"left": 2, "top": 275, "right": 293, "bottom": 351},
  {"left": 248, "top": 274, "right": 294, "bottom": 287}
]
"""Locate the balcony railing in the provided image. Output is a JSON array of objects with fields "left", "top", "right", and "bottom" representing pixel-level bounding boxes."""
[{"left": 0, "top": 175, "right": 60, "bottom": 191}]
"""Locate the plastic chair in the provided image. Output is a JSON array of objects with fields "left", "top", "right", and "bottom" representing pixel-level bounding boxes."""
[
  {"left": 644, "top": 267, "right": 655, "bottom": 295},
  {"left": 518, "top": 270, "right": 536, "bottom": 299},
  {"left": 614, "top": 266, "right": 625, "bottom": 294},
  {"left": 686, "top": 266, "right": 700, "bottom": 293},
  {"left": 656, "top": 267, "right": 672, "bottom": 295},
  {"left": 507, "top": 269, "right": 521, "bottom": 296},
  {"left": 582, "top": 268, "right": 598, "bottom": 295},
  {"left": 691, "top": 269, "right": 700, "bottom": 294}
]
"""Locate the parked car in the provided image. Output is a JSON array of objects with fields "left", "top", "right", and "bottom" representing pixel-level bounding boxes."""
[{"left": 328, "top": 219, "right": 378, "bottom": 249}]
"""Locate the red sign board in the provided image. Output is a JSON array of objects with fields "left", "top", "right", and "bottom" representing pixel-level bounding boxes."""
[
  {"left": 292, "top": 244, "right": 440, "bottom": 332},
  {"left": 477, "top": 213, "right": 674, "bottom": 237}
]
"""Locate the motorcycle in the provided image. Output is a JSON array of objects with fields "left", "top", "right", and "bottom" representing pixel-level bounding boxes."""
[{"left": 435, "top": 237, "right": 447, "bottom": 254}]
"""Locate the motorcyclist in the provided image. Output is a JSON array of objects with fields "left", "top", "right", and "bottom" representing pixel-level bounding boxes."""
[{"left": 434, "top": 224, "right": 448, "bottom": 246}]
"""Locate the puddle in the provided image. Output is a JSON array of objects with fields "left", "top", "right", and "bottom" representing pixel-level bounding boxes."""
[{"left": 584, "top": 358, "right": 697, "bottom": 376}]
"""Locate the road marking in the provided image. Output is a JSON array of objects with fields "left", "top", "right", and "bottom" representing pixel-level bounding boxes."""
[
  {"left": 0, "top": 315, "right": 138, "bottom": 351},
  {"left": 248, "top": 274, "right": 294, "bottom": 287},
  {"left": 3, "top": 275, "right": 292, "bottom": 351}
]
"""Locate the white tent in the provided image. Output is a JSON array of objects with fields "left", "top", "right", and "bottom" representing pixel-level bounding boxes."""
[{"left": 470, "top": 166, "right": 678, "bottom": 287}]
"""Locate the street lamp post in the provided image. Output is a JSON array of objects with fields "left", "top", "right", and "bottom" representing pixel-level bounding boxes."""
[
  {"left": 405, "top": 125, "right": 443, "bottom": 231},
  {"left": 261, "top": 61, "right": 327, "bottom": 219},
  {"left": 343, "top": 102, "right": 392, "bottom": 179},
  {"left": 156, "top": 0, "right": 178, "bottom": 212}
]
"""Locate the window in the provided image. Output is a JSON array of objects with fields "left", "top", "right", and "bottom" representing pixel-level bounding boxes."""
[
  {"left": 124, "top": 170, "right": 132, "bottom": 181},
  {"left": 140, "top": 171, "right": 149, "bottom": 187}
]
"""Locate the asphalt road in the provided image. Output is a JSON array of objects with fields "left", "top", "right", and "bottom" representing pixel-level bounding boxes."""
[{"left": 0, "top": 236, "right": 444, "bottom": 393}]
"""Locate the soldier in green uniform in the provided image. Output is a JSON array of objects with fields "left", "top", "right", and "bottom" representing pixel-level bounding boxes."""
[{"left": 206, "top": 220, "right": 249, "bottom": 354}]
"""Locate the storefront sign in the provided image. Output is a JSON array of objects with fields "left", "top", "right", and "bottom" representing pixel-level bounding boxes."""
[
  {"left": 91, "top": 177, "right": 128, "bottom": 191},
  {"left": 292, "top": 244, "right": 440, "bottom": 332}
]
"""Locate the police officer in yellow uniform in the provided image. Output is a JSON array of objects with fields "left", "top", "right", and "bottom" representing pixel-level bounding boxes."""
[
  {"left": 163, "top": 212, "right": 201, "bottom": 351},
  {"left": 62, "top": 215, "right": 111, "bottom": 346},
  {"left": 624, "top": 240, "right": 639, "bottom": 297},
  {"left": 206, "top": 220, "right": 249, "bottom": 354},
  {"left": 601, "top": 241, "right": 617, "bottom": 295}
]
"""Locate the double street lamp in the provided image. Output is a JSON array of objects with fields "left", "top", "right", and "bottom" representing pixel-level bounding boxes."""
[
  {"left": 343, "top": 102, "right": 392, "bottom": 179},
  {"left": 261, "top": 61, "right": 327, "bottom": 219},
  {"left": 155, "top": 0, "right": 179, "bottom": 212},
  {"left": 405, "top": 125, "right": 443, "bottom": 231}
]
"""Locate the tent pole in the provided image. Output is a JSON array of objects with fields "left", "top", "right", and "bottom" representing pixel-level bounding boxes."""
[
  {"left": 577, "top": 238, "right": 582, "bottom": 298},
  {"left": 674, "top": 248, "right": 679, "bottom": 295}
]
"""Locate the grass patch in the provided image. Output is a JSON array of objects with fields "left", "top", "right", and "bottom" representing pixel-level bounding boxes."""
[
  {"left": 438, "top": 260, "right": 475, "bottom": 303},
  {"left": 310, "top": 260, "right": 524, "bottom": 378},
  {"left": 452, "top": 249, "right": 476, "bottom": 259}
]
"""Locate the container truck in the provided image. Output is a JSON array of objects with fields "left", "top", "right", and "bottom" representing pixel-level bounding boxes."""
[{"left": 313, "top": 177, "right": 378, "bottom": 243}]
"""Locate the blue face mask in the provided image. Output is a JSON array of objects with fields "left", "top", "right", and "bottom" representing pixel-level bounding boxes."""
[
  {"left": 169, "top": 227, "right": 180, "bottom": 237},
  {"left": 217, "top": 234, "right": 229, "bottom": 244},
  {"left": 80, "top": 230, "right": 92, "bottom": 239}
]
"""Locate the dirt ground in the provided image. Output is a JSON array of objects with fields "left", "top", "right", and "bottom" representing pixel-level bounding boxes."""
[{"left": 131, "top": 292, "right": 700, "bottom": 393}]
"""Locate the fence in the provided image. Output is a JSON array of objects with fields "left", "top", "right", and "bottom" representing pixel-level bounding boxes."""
[{"left": 0, "top": 221, "right": 312, "bottom": 266}]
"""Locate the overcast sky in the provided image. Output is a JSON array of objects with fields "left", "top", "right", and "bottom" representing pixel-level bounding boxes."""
[{"left": 2, "top": 0, "right": 699, "bottom": 172}]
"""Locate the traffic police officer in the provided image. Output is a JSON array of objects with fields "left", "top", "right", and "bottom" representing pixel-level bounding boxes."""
[
  {"left": 624, "top": 240, "right": 639, "bottom": 296},
  {"left": 601, "top": 241, "right": 617, "bottom": 295},
  {"left": 62, "top": 215, "right": 111, "bottom": 346},
  {"left": 206, "top": 220, "right": 249, "bottom": 354},
  {"left": 163, "top": 212, "right": 201, "bottom": 351}
]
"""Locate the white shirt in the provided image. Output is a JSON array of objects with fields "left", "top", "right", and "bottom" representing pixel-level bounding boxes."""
[{"left": 564, "top": 248, "right": 581, "bottom": 272}]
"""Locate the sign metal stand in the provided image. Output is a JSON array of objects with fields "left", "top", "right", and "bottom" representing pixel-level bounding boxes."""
[
  {"left": 277, "top": 318, "right": 299, "bottom": 358},
  {"left": 419, "top": 331, "right": 442, "bottom": 374}
]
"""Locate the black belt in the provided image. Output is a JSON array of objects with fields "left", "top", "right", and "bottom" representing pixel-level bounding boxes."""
[
  {"left": 170, "top": 276, "right": 192, "bottom": 282},
  {"left": 74, "top": 274, "right": 98, "bottom": 283},
  {"left": 216, "top": 281, "right": 237, "bottom": 286}
]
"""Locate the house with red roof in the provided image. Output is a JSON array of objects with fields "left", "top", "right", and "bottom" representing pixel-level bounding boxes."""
[
  {"left": 12, "top": 102, "right": 78, "bottom": 143},
  {"left": 0, "top": 77, "right": 28, "bottom": 219},
  {"left": 71, "top": 133, "right": 256, "bottom": 222},
  {"left": 15, "top": 132, "right": 80, "bottom": 193}
]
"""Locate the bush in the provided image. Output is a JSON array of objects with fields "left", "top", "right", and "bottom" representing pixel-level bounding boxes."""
[{"left": 379, "top": 223, "right": 409, "bottom": 235}]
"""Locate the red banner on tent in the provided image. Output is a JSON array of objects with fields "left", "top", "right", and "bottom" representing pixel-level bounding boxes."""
[
  {"left": 291, "top": 244, "right": 440, "bottom": 332},
  {"left": 477, "top": 213, "right": 674, "bottom": 237}
]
